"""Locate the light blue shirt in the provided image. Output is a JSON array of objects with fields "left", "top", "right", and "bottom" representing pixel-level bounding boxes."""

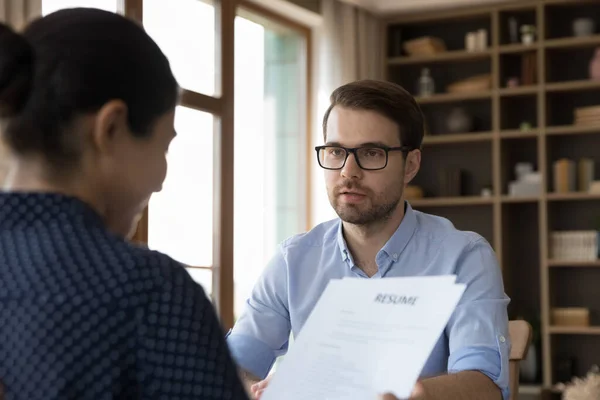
[{"left": 227, "top": 202, "right": 511, "bottom": 399}]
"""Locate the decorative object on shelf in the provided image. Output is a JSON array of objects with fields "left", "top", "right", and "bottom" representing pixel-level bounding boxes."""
[
  {"left": 551, "top": 307, "right": 590, "bottom": 327},
  {"left": 589, "top": 48, "right": 600, "bottom": 80},
  {"left": 519, "top": 121, "right": 533, "bottom": 131},
  {"left": 465, "top": 31, "right": 477, "bottom": 52},
  {"left": 508, "top": 162, "right": 541, "bottom": 197},
  {"left": 553, "top": 158, "right": 576, "bottom": 193},
  {"left": 403, "top": 36, "right": 446, "bottom": 56},
  {"left": 551, "top": 230, "right": 597, "bottom": 261},
  {"left": 559, "top": 365, "right": 600, "bottom": 400},
  {"left": 446, "top": 73, "right": 491, "bottom": 93},
  {"left": 508, "top": 17, "right": 519, "bottom": 43},
  {"left": 476, "top": 29, "right": 487, "bottom": 50},
  {"left": 480, "top": 186, "right": 492, "bottom": 197},
  {"left": 465, "top": 29, "right": 487, "bottom": 52},
  {"left": 446, "top": 107, "right": 473, "bottom": 133},
  {"left": 515, "top": 162, "right": 533, "bottom": 180},
  {"left": 506, "top": 77, "right": 520, "bottom": 87},
  {"left": 574, "top": 105, "right": 600, "bottom": 126},
  {"left": 520, "top": 24, "right": 536, "bottom": 44},
  {"left": 589, "top": 180, "right": 600, "bottom": 194},
  {"left": 405, "top": 185, "right": 424, "bottom": 200},
  {"left": 573, "top": 17, "right": 595, "bottom": 37},
  {"left": 578, "top": 158, "right": 595, "bottom": 192},
  {"left": 417, "top": 67, "right": 435, "bottom": 97}
]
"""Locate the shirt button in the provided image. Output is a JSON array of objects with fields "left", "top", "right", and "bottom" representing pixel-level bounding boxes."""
[{"left": 499, "top": 335, "right": 506, "bottom": 343}]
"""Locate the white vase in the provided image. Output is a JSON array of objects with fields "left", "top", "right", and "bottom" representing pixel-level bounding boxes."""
[{"left": 573, "top": 18, "right": 595, "bottom": 37}]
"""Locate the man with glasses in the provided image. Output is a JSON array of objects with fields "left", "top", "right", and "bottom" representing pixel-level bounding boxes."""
[{"left": 227, "top": 80, "right": 510, "bottom": 400}]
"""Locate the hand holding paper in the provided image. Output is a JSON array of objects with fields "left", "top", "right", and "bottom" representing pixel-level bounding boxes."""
[{"left": 260, "top": 276, "right": 465, "bottom": 400}]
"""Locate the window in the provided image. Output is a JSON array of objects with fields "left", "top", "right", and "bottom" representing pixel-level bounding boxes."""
[
  {"left": 44, "top": 0, "right": 311, "bottom": 329},
  {"left": 233, "top": 7, "right": 309, "bottom": 317},
  {"left": 147, "top": 106, "right": 215, "bottom": 296},
  {"left": 142, "top": 0, "right": 226, "bottom": 310},
  {"left": 143, "top": 0, "right": 218, "bottom": 96}
]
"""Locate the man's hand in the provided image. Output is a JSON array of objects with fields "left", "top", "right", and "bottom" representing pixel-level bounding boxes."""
[
  {"left": 251, "top": 376, "right": 424, "bottom": 400},
  {"left": 379, "top": 381, "right": 426, "bottom": 399},
  {"left": 250, "top": 375, "right": 272, "bottom": 399}
]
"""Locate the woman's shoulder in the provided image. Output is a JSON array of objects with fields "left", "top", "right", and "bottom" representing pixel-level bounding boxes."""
[{"left": 112, "top": 240, "right": 202, "bottom": 294}]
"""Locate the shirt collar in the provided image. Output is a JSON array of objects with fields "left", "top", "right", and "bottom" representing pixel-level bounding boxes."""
[
  {"left": 336, "top": 201, "right": 418, "bottom": 265},
  {"left": 0, "top": 192, "right": 105, "bottom": 230}
]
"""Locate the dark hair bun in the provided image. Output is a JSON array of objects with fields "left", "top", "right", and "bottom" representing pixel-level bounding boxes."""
[{"left": 0, "top": 23, "right": 33, "bottom": 118}]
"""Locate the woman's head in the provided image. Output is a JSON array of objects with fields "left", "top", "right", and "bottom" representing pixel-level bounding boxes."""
[{"left": 0, "top": 8, "right": 178, "bottom": 238}]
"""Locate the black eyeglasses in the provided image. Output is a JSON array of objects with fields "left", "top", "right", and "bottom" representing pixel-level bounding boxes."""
[{"left": 315, "top": 145, "right": 411, "bottom": 171}]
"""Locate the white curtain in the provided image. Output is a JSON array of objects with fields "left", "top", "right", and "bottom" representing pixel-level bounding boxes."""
[
  {"left": 0, "top": 0, "right": 41, "bottom": 186},
  {"left": 310, "top": 0, "right": 382, "bottom": 225}
]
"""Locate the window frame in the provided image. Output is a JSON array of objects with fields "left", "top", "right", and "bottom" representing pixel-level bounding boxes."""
[{"left": 127, "top": 0, "right": 312, "bottom": 331}]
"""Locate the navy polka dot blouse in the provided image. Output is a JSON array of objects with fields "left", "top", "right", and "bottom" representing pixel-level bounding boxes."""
[{"left": 0, "top": 192, "right": 249, "bottom": 400}]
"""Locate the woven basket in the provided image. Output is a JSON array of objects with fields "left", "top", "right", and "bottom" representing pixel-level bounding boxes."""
[{"left": 447, "top": 74, "right": 492, "bottom": 93}]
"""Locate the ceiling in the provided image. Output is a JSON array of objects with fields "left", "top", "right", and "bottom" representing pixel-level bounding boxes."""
[{"left": 341, "top": 0, "right": 519, "bottom": 15}]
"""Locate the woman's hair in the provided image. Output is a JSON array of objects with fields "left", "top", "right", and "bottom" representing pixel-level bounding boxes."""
[{"left": 0, "top": 7, "right": 178, "bottom": 167}]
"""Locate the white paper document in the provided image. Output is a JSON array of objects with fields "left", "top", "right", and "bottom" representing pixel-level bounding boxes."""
[{"left": 261, "top": 275, "right": 466, "bottom": 400}]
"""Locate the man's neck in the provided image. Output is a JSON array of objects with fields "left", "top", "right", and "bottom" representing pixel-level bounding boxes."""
[{"left": 342, "top": 201, "right": 406, "bottom": 276}]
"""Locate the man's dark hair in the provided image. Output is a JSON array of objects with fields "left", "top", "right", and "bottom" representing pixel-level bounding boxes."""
[
  {"left": 322, "top": 79, "right": 424, "bottom": 150},
  {"left": 0, "top": 7, "right": 178, "bottom": 168}
]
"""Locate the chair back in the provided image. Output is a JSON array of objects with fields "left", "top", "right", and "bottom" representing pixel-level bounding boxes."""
[{"left": 508, "top": 320, "right": 533, "bottom": 400}]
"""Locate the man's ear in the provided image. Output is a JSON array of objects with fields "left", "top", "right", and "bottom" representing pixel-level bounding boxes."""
[
  {"left": 404, "top": 149, "right": 421, "bottom": 185},
  {"left": 91, "top": 100, "right": 129, "bottom": 155}
]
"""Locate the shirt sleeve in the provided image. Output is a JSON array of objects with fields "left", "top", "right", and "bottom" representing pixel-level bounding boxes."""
[
  {"left": 136, "top": 262, "right": 249, "bottom": 400},
  {"left": 226, "top": 246, "right": 291, "bottom": 380},
  {"left": 446, "top": 238, "right": 511, "bottom": 400}
]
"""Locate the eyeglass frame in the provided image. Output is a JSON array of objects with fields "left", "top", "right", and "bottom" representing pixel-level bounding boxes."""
[{"left": 314, "top": 144, "right": 413, "bottom": 171}]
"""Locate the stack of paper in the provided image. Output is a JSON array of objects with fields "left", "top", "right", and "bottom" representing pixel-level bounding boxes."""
[{"left": 262, "top": 275, "right": 466, "bottom": 400}]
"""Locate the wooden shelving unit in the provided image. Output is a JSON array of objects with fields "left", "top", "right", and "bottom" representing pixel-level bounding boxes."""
[
  {"left": 415, "top": 91, "right": 493, "bottom": 104},
  {"left": 422, "top": 131, "right": 494, "bottom": 145},
  {"left": 388, "top": 49, "right": 491, "bottom": 65},
  {"left": 384, "top": 0, "right": 600, "bottom": 396},
  {"left": 409, "top": 196, "right": 494, "bottom": 207}
]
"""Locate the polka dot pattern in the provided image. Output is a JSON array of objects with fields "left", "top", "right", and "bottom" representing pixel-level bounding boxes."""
[{"left": 0, "top": 192, "right": 249, "bottom": 400}]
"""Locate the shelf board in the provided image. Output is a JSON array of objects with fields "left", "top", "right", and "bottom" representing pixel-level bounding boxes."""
[
  {"left": 546, "top": 124, "right": 600, "bottom": 136},
  {"left": 519, "top": 385, "right": 542, "bottom": 395},
  {"left": 498, "top": 43, "right": 539, "bottom": 54},
  {"left": 422, "top": 132, "right": 493, "bottom": 145},
  {"left": 498, "top": 85, "right": 539, "bottom": 96},
  {"left": 544, "top": 0, "right": 598, "bottom": 6},
  {"left": 500, "top": 129, "right": 539, "bottom": 139},
  {"left": 548, "top": 259, "right": 600, "bottom": 267},
  {"left": 546, "top": 79, "right": 600, "bottom": 92},
  {"left": 547, "top": 191, "right": 600, "bottom": 201},
  {"left": 416, "top": 91, "right": 492, "bottom": 104},
  {"left": 545, "top": 34, "right": 600, "bottom": 49},
  {"left": 549, "top": 326, "right": 600, "bottom": 335},
  {"left": 501, "top": 195, "right": 540, "bottom": 203},
  {"left": 388, "top": 49, "right": 491, "bottom": 65},
  {"left": 409, "top": 196, "right": 493, "bottom": 208}
]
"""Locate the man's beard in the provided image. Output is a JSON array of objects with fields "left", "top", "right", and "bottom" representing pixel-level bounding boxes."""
[{"left": 329, "top": 182, "right": 403, "bottom": 225}]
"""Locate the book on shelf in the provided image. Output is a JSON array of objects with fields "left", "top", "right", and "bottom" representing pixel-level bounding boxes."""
[{"left": 550, "top": 230, "right": 598, "bottom": 261}]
